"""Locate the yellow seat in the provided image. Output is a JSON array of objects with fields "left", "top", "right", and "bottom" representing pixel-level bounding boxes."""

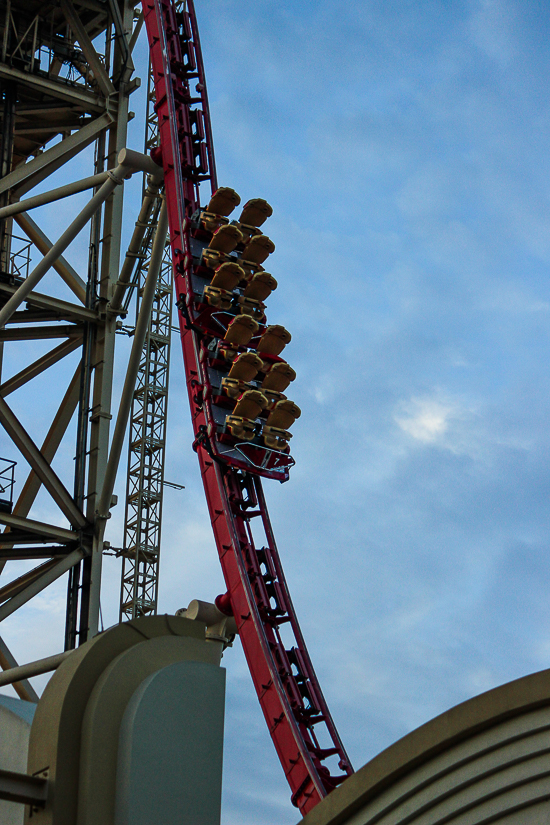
[
  {"left": 206, "top": 187, "right": 241, "bottom": 217},
  {"left": 242, "top": 264, "right": 265, "bottom": 283},
  {"left": 239, "top": 198, "right": 273, "bottom": 227},
  {"left": 223, "top": 315, "right": 259, "bottom": 346},
  {"left": 261, "top": 361, "right": 296, "bottom": 392},
  {"left": 228, "top": 351, "right": 263, "bottom": 382},
  {"left": 221, "top": 377, "right": 247, "bottom": 399},
  {"left": 225, "top": 415, "right": 257, "bottom": 441},
  {"left": 200, "top": 211, "right": 229, "bottom": 232},
  {"left": 242, "top": 234, "right": 275, "bottom": 265},
  {"left": 262, "top": 388, "right": 286, "bottom": 410},
  {"left": 202, "top": 249, "right": 228, "bottom": 270},
  {"left": 243, "top": 272, "right": 277, "bottom": 302},
  {"left": 237, "top": 295, "right": 264, "bottom": 320},
  {"left": 232, "top": 389, "right": 268, "bottom": 420},
  {"left": 208, "top": 224, "right": 243, "bottom": 254},
  {"left": 237, "top": 222, "right": 263, "bottom": 242},
  {"left": 204, "top": 285, "right": 232, "bottom": 310},
  {"left": 211, "top": 262, "right": 245, "bottom": 291},
  {"left": 257, "top": 325, "right": 291, "bottom": 356},
  {"left": 263, "top": 425, "right": 292, "bottom": 450},
  {"left": 218, "top": 343, "right": 238, "bottom": 362},
  {"left": 266, "top": 399, "right": 301, "bottom": 431}
]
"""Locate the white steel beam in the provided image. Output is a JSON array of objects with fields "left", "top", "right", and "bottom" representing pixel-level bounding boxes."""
[
  {"left": 0, "top": 635, "right": 39, "bottom": 702},
  {"left": 0, "top": 327, "right": 83, "bottom": 341},
  {"left": 0, "top": 283, "right": 97, "bottom": 323},
  {"left": 14, "top": 213, "right": 87, "bottom": 304},
  {"left": 0, "top": 397, "right": 87, "bottom": 529},
  {"left": 0, "top": 112, "right": 113, "bottom": 198},
  {"left": 0, "top": 172, "right": 110, "bottom": 219},
  {"left": 0, "top": 367, "right": 82, "bottom": 576},
  {"left": 109, "top": 177, "right": 162, "bottom": 312},
  {"left": 0, "top": 649, "right": 72, "bottom": 688},
  {"left": 0, "top": 171, "right": 125, "bottom": 327},
  {"left": 0, "top": 549, "right": 84, "bottom": 622},
  {"left": 0, "top": 62, "right": 106, "bottom": 112},
  {"left": 59, "top": 0, "right": 116, "bottom": 99},
  {"left": 0, "top": 339, "right": 82, "bottom": 397},
  {"left": 0, "top": 513, "right": 79, "bottom": 543}
]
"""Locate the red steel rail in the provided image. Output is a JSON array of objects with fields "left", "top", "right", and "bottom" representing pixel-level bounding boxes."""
[{"left": 142, "top": 0, "right": 353, "bottom": 813}]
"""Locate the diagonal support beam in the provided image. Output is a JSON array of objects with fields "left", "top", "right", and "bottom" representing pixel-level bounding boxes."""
[
  {"left": 0, "top": 559, "right": 60, "bottom": 603},
  {"left": 0, "top": 62, "right": 104, "bottom": 113},
  {"left": 0, "top": 150, "right": 160, "bottom": 329},
  {"left": 0, "top": 171, "right": 110, "bottom": 220},
  {"left": 10, "top": 367, "right": 81, "bottom": 523},
  {"left": 0, "top": 339, "right": 82, "bottom": 397},
  {"left": 129, "top": 12, "right": 144, "bottom": 53},
  {"left": 0, "top": 113, "right": 113, "bottom": 198},
  {"left": 106, "top": 0, "right": 134, "bottom": 80},
  {"left": 0, "top": 546, "right": 75, "bottom": 559},
  {"left": 0, "top": 533, "right": 74, "bottom": 546},
  {"left": 109, "top": 179, "right": 162, "bottom": 312},
  {"left": 0, "top": 650, "right": 71, "bottom": 689},
  {"left": 0, "top": 513, "right": 78, "bottom": 543},
  {"left": 0, "top": 171, "right": 124, "bottom": 327},
  {"left": 0, "top": 549, "right": 84, "bottom": 622},
  {"left": 0, "top": 366, "right": 81, "bottom": 576},
  {"left": 0, "top": 396, "right": 87, "bottom": 528},
  {"left": 0, "top": 326, "right": 83, "bottom": 342},
  {"left": 0, "top": 635, "right": 39, "bottom": 702},
  {"left": 60, "top": 0, "right": 116, "bottom": 99},
  {"left": 14, "top": 212, "right": 87, "bottom": 304},
  {"left": 0, "top": 283, "right": 97, "bottom": 323}
]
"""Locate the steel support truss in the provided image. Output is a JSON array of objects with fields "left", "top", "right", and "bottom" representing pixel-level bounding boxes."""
[
  {"left": 119, "top": 59, "right": 173, "bottom": 621},
  {"left": 0, "top": 0, "right": 167, "bottom": 661},
  {"left": 0, "top": 0, "right": 354, "bottom": 816}
]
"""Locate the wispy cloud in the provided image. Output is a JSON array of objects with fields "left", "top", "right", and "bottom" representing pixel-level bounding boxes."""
[{"left": 394, "top": 395, "right": 459, "bottom": 443}]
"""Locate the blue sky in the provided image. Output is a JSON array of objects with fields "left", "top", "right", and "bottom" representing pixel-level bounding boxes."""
[
  {"left": 3, "top": 1, "right": 550, "bottom": 823},
  {"left": 192, "top": 1, "right": 550, "bottom": 821}
]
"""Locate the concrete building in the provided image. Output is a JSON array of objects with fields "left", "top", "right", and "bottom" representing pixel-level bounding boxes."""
[
  {"left": 298, "top": 668, "right": 550, "bottom": 825},
  {"left": 0, "top": 695, "right": 36, "bottom": 824}
]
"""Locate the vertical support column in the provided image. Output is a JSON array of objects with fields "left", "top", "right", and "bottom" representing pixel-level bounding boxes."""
[
  {"left": 79, "top": 0, "right": 136, "bottom": 642},
  {"left": 65, "top": 134, "right": 108, "bottom": 651},
  {"left": 0, "top": 81, "right": 15, "bottom": 276},
  {"left": 0, "top": 81, "right": 16, "bottom": 385}
]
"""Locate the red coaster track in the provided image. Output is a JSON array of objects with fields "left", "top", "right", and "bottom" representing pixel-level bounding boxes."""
[{"left": 142, "top": 0, "right": 353, "bottom": 813}]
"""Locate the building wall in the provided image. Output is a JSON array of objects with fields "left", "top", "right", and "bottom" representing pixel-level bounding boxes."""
[
  {"left": 0, "top": 695, "right": 36, "bottom": 825},
  {"left": 299, "top": 668, "right": 550, "bottom": 825}
]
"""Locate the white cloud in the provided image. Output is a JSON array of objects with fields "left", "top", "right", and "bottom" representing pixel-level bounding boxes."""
[{"left": 394, "top": 395, "right": 458, "bottom": 443}]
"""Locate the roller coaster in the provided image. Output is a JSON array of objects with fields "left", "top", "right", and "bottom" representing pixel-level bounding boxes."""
[{"left": 0, "top": 0, "right": 352, "bottom": 814}]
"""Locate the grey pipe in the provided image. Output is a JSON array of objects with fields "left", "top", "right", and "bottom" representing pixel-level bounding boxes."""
[
  {"left": 0, "top": 172, "right": 110, "bottom": 219},
  {"left": 96, "top": 198, "right": 169, "bottom": 519},
  {"left": 109, "top": 180, "right": 162, "bottom": 313},
  {"left": 117, "top": 148, "right": 163, "bottom": 185},
  {"left": 0, "top": 649, "right": 72, "bottom": 688}
]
